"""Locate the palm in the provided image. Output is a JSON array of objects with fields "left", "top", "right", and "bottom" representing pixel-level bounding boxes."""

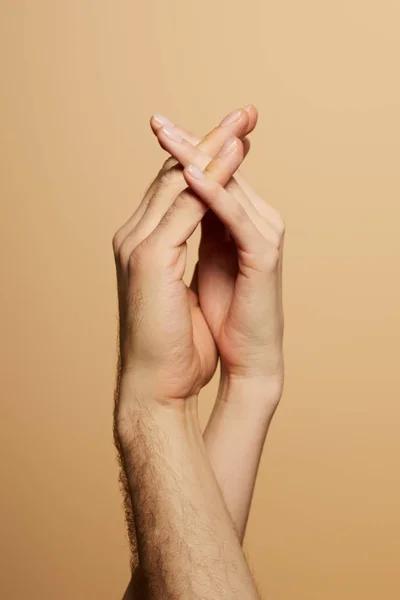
[
  {"left": 145, "top": 273, "right": 218, "bottom": 399},
  {"left": 195, "top": 211, "right": 279, "bottom": 379}
]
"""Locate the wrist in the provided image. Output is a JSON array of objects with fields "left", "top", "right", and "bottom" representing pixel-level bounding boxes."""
[
  {"left": 203, "top": 373, "right": 282, "bottom": 451},
  {"left": 115, "top": 372, "right": 201, "bottom": 447},
  {"left": 217, "top": 364, "right": 284, "bottom": 412}
]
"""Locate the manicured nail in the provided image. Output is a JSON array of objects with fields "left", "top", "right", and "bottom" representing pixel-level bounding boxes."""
[
  {"left": 218, "top": 137, "right": 238, "bottom": 157},
  {"left": 152, "top": 113, "right": 173, "bottom": 126},
  {"left": 152, "top": 113, "right": 174, "bottom": 127},
  {"left": 187, "top": 164, "right": 205, "bottom": 179},
  {"left": 220, "top": 109, "right": 242, "bottom": 126},
  {"left": 161, "top": 125, "right": 182, "bottom": 142}
]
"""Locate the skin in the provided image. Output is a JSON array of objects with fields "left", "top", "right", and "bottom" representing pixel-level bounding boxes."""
[
  {"left": 150, "top": 109, "right": 285, "bottom": 538},
  {"left": 113, "top": 106, "right": 285, "bottom": 599}
]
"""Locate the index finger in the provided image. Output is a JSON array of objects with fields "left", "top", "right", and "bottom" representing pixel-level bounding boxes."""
[{"left": 150, "top": 105, "right": 258, "bottom": 154}]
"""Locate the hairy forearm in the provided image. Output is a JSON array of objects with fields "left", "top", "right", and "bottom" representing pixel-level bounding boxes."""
[
  {"left": 116, "top": 379, "right": 261, "bottom": 600},
  {"left": 119, "top": 372, "right": 280, "bottom": 598},
  {"left": 203, "top": 370, "right": 281, "bottom": 542}
]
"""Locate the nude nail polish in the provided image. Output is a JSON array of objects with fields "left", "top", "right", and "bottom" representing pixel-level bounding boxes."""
[
  {"left": 187, "top": 164, "right": 205, "bottom": 179},
  {"left": 161, "top": 125, "right": 182, "bottom": 142},
  {"left": 152, "top": 114, "right": 173, "bottom": 126},
  {"left": 218, "top": 137, "right": 238, "bottom": 156},
  {"left": 220, "top": 109, "right": 242, "bottom": 126}
]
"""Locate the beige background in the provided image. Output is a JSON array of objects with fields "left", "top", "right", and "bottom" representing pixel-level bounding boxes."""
[{"left": 1, "top": 1, "right": 400, "bottom": 598}]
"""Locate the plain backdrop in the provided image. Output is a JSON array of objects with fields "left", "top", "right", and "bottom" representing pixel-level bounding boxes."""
[{"left": 1, "top": 1, "right": 400, "bottom": 598}]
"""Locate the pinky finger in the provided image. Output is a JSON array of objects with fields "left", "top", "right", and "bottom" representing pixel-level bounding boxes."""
[{"left": 183, "top": 164, "right": 264, "bottom": 253}]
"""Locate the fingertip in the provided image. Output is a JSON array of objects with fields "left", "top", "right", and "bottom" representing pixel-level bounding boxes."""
[
  {"left": 158, "top": 125, "right": 183, "bottom": 143},
  {"left": 185, "top": 164, "right": 206, "bottom": 181},
  {"left": 235, "top": 136, "right": 245, "bottom": 159},
  {"left": 149, "top": 115, "right": 162, "bottom": 134},
  {"left": 237, "top": 108, "right": 251, "bottom": 136},
  {"left": 243, "top": 104, "right": 258, "bottom": 132},
  {"left": 244, "top": 104, "right": 257, "bottom": 116},
  {"left": 150, "top": 114, "right": 174, "bottom": 132}
]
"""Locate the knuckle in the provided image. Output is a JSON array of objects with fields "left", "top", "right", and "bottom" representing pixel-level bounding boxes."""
[
  {"left": 175, "top": 188, "right": 194, "bottom": 207},
  {"left": 276, "top": 215, "right": 286, "bottom": 236},
  {"left": 158, "top": 204, "right": 176, "bottom": 228},
  {"left": 112, "top": 230, "right": 124, "bottom": 254},
  {"left": 127, "top": 248, "right": 142, "bottom": 273},
  {"left": 118, "top": 234, "right": 143, "bottom": 269},
  {"left": 161, "top": 156, "right": 178, "bottom": 171},
  {"left": 260, "top": 245, "right": 280, "bottom": 272},
  {"left": 158, "top": 164, "right": 183, "bottom": 187},
  {"left": 175, "top": 189, "right": 205, "bottom": 219},
  {"left": 118, "top": 240, "right": 135, "bottom": 268},
  {"left": 127, "top": 238, "right": 151, "bottom": 273}
]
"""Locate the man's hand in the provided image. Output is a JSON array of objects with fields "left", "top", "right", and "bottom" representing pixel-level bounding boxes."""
[
  {"left": 112, "top": 108, "right": 255, "bottom": 407},
  {"left": 113, "top": 113, "right": 263, "bottom": 600}
]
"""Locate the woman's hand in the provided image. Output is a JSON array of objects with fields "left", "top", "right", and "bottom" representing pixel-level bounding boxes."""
[
  {"left": 152, "top": 110, "right": 285, "bottom": 406},
  {"left": 112, "top": 110, "right": 253, "bottom": 408}
]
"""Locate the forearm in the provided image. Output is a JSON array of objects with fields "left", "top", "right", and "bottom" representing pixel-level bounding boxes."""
[
  {"left": 203, "top": 367, "right": 281, "bottom": 542},
  {"left": 119, "top": 371, "right": 280, "bottom": 598},
  {"left": 116, "top": 377, "right": 261, "bottom": 600}
]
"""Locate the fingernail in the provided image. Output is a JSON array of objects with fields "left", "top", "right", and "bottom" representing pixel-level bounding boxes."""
[
  {"left": 161, "top": 125, "right": 182, "bottom": 142},
  {"left": 218, "top": 137, "right": 238, "bottom": 157},
  {"left": 152, "top": 113, "right": 174, "bottom": 127},
  {"left": 220, "top": 109, "right": 242, "bottom": 126},
  {"left": 187, "top": 164, "right": 205, "bottom": 179},
  {"left": 243, "top": 104, "right": 253, "bottom": 112}
]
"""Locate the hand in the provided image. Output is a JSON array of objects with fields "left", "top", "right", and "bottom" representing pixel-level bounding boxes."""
[
  {"left": 152, "top": 109, "right": 285, "bottom": 404},
  {"left": 112, "top": 110, "right": 252, "bottom": 407}
]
